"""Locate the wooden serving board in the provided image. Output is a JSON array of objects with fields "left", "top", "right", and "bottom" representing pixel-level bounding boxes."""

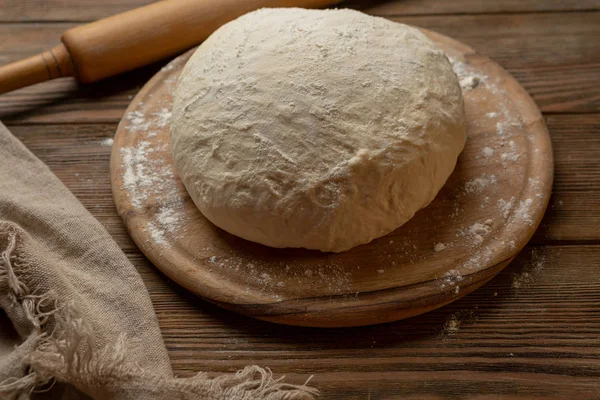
[{"left": 110, "top": 29, "right": 553, "bottom": 327}]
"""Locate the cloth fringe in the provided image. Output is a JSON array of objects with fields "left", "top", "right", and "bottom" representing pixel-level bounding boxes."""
[{"left": 0, "top": 230, "right": 318, "bottom": 400}]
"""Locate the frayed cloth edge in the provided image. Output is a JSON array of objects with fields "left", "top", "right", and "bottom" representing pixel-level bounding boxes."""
[{"left": 0, "top": 228, "right": 318, "bottom": 400}]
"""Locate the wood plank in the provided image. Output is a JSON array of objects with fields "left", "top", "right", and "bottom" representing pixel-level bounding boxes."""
[
  {"left": 533, "top": 114, "right": 600, "bottom": 244},
  {"left": 136, "top": 244, "right": 600, "bottom": 399},
  {"left": 351, "top": 0, "right": 600, "bottom": 16},
  {"left": 1, "top": 12, "right": 598, "bottom": 123},
  {"left": 0, "top": 0, "right": 155, "bottom": 22},
  {"left": 1, "top": 0, "right": 598, "bottom": 22},
  {"left": 0, "top": 22, "right": 70, "bottom": 65},
  {"left": 2, "top": 0, "right": 598, "bottom": 397},
  {"left": 6, "top": 114, "right": 600, "bottom": 252}
]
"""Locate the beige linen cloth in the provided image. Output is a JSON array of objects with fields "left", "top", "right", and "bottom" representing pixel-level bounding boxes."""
[{"left": 0, "top": 121, "right": 316, "bottom": 399}]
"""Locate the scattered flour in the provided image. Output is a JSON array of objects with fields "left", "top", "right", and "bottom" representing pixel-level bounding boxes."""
[
  {"left": 121, "top": 141, "right": 156, "bottom": 205},
  {"left": 153, "top": 108, "right": 172, "bottom": 128},
  {"left": 479, "top": 196, "right": 490, "bottom": 210},
  {"left": 486, "top": 112, "right": 498, "bottom": 118},
  {"left": 434, "top": 242, "right": 447, "bottom": 252},
  {"left": 528, "top": 177, "right": 540, "bottom": 190},
  {"left": 481, "top": 146, "right": 494, "bottom": 159},
  {"left": 442, "top": 269, "right": 463, "bottom": 288},
  {"left": 460, "top": 220, "right": 493, "bottom": 246},
  {"left": 126, "top": 105, "right": 172, "bottom": 134},
  {"left": 464, "top": 174, "right": 497, "bottom": 194},
  {"left": 156, "top": 207, "right": 179, "bottom": 228},
  {"left": 512, "top": 248, "right": 545, "bottom": 289},
  {"left": 126, "top": 110, "right": 152, "bottom": 132},
  {"left": 121, "top": 104, "right": 185, "bottom": 247},
  {"left": 498, "top": 197, "right": 516, "bottom": 219},
  {"left": 469, "top": 222, "right": 489, "bottom": 242},
  {"left": 440, "top": 310, "right": 479, "bottom": 338},
  {"left": 444, "top": 315, "right": 461, "bottom": 334},
  {"left": 459, "top": 76, "right": 480, "bottom": 91},
  {"left": 438, "top": 268, "right": 464, "bottom": 295},
  {"left": 100, "top": 137, "right": 114, "bottom": 147},
  {"left": 146, "top": 222, "right": 167, "bottom": 245},
  {"left": 450, "top": 58, "right": 487, "bottom": 89},
  {"left": 496, "top": 121, "right": 506, "bottom": 136},
  {"left": 462, "top": 247, "right": 493, "bottom": 272},
  {"left": 501, "top": 140, "right": 520, "bottom": 162},
  {"left": 513, "top": 198, "right": 534, "bottom": 225},
  {"left": 497, "top": 197, "right": 534, "bottom": 225}
]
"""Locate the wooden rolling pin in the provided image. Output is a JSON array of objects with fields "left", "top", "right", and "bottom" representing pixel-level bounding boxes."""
[{"left": 0, "top": 0, "right": 340, "bottom": 94}]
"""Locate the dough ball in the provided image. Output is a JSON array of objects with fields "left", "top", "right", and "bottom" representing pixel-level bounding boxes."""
[{"left": 170, "top": 8, "right": 466, "bottom": 252}]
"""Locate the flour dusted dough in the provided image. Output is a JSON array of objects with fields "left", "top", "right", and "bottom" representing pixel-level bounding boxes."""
[{"left": 170, "top": 8, "right": 466, "bottom": 252}]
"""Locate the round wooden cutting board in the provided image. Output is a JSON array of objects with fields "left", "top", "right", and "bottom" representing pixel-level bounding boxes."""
[{"left": 110, "top": 29, "right": 553, "bottom": 327}]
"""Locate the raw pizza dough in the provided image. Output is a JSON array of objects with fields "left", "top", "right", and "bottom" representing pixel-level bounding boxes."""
[{"left": 170, "top": 8, "right": 466, "bottom": 252}]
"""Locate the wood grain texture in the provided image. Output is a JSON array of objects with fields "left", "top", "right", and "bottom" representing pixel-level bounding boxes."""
[
  {"left": 1, "top": 12, "right": 599, "bottom": 123},
  {"left": 350, "top": 0, "right": 600, "bottom": 16},
  {"left": 2, "top": 0, "right": 599, "bottom": 22},
  {"left": 2, "top": 0, "right": 600, "bottom": 397},
  {"left": 6, "top": 113, "right": 600, "bottom": 251},
  {"left": 139, "top": 245, "right": 600, "bottom": 399}
]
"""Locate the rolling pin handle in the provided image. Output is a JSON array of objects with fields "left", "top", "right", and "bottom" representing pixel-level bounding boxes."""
[{"left": 0, "top": 44, "right": 74, "bottom": 95}]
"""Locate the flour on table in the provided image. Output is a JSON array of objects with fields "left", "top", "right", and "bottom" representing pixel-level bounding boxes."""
[
  {"left": 444, "top": 315, "right": 461, "bottom": 334},
  {"left": 512, "top": 248, "right": 545, "bottom": 289},
  {"left": 100, "top": 137, "right": 114, "bottom": 147},
  {"left": 440, "top": 309, "right": 479, "bottom": 339}
]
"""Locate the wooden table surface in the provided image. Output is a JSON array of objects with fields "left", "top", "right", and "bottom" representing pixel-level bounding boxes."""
[{"left": 1, "top": 1, "right": 599, "bottom": 398}]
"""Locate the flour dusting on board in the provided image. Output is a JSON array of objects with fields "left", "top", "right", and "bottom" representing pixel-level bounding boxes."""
[
  {"left": 464, "top": 174, "right": 497, "bottom": 194},
  {"left": 451, "top": 58, "right": 487, "bottom": 90},
  {"left": 202, "top": 251, "right": 354, "bottom": 300},
  {"left": 439, "top": 269, "right": 463, "bottom": 292},
  {"left": 120, "top": 68, "right": 184, "bottom": 248}
]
